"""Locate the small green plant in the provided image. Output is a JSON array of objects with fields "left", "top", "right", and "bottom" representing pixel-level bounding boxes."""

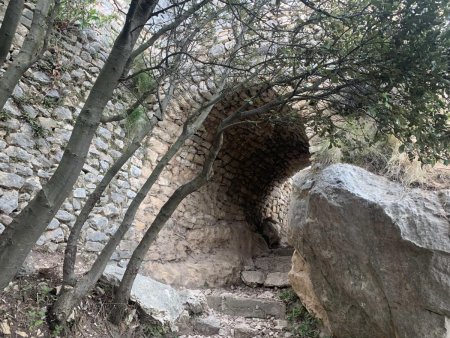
[
  {"left": 51, "top": 324, "right": 64, "bottom": 337},
  {"left": 27, "top": 308, "right": 46, "bottom": 330},
  {"left": 20, "top": 113, "right": 47, "bottom": 138},
  {"left": 279, "top": 288, "right": 298, "bottom": 303},
  {"left": 131, "top": 55, "right": 156, "bottom": 96},
  {"left": 55, "top": 0, "right": 116, "bottom": 30},
  {"left": 0, "top": 110, "right": 11, "bottom": 122},
  {"left": 125, "top": 106, "right": 147, "bottom": 138},
  {"left": 279, "top": 288, "right": 322, "bottom": 338},
  {"left": 142, "top": 323, "right": 170, "bottom": 337}
]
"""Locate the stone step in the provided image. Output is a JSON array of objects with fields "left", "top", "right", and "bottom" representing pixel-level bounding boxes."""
[
  {"left": 253, "top": 256, "right": 292, "bottom": 273},
  {"left": 206, "top": 293, "right": 286, "bottom": 319},
  {"left": 181, "top": 313, "right": 290, "bottom": 337},
  {"left": 269, "top": 247, "right": 294, "bottom": 257},
  {"left": 241, "top": 270, "right": 290, "bottom": 288}
]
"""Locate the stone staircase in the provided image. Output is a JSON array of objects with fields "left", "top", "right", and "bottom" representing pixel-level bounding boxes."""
[
  {"left": 240, "top": 247, "right": 293, "bottom": 288},
  {"left": 178, "top": 247, "right": 294, "bottom": 337}
]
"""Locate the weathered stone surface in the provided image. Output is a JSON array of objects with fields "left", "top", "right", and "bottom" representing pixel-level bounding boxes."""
[
  {"left": 193, "top": 316, "right": 220, "bottom": 335},
  {"left": 86, "top": 229, "right": 108, "bottom": 242},
  {"left": 53, "top": 106, "right": 72, "bottom": 120},
  {"left": 234, "top": 323, "right": 258, "bottom": 338},
  {"left": 206, "top": 293, "right": 285, "bottom": 319},
  {"left": 7, "top": 133, "right": 35, "bottom": 148},
  {"left": 31, "top": 71, "right": 51, "bottom": 83},
  {"left": 55, "top": 210, "right": 75, "bottom": 222},
  {"left": 179, "top": 289, "right": 208, "bottom": 315},
  {"left": 44, "top": 228, "right": 65, "bottom": 243},
  {"left": 264, "top": 272, "right": 289, "bottom": 288},
  {"left": 73, "top": 188, "right": 87, "bottom": 198},
  {"left": 102, "top": 265, "right": 185, "bottom": 330},
  {"left": 46, "top": 89, "right": 60, "bottom": 101},
  {"left": 0, "top": 190, "right": 19, "bottom": 214},
  {"left": 22, "top": 177, "right": 42, "bottom": 192},
  {"left": 0, "top": 172, "right": 25, "bottom": 189},
  {"left": 241, "top": 271, "right": 265, "bottom": 287},
  {"left": 47, "top": 218, "right": 60, "bottom": 230},
  {"left": 2, "top": 100, "right": 20, "bottom": 116},
  {"left": 254, "top": 256, "right": 291, "bottom": 273},
  {"left": 288, "top": 164, "right": 450, "bottom": 338}
]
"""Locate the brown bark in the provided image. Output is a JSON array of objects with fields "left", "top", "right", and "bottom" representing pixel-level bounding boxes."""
[
  {"left": 0, "top": 0, "right": 157, "bottom": 291},
  {"left": 0, "top": 0, "right": 25, "bottom": 68}
]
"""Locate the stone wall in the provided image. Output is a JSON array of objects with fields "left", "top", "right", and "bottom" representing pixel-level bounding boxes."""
[{"left": 0, "top": 0, "right": 309, "bottom": 287}]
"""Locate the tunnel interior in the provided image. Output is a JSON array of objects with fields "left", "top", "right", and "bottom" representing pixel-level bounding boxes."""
[{"left": 137, "top": 89, "right": 310, "bottom": 287}]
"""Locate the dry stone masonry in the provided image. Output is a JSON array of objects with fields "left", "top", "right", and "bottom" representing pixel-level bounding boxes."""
[{"left": 0, "top": 0, "right": 309, "bottom": 288}]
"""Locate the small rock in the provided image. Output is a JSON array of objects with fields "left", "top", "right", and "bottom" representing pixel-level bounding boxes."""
[
  {"left": 7, "top": 132, "right": 35, "bottom": 148},
  {"left": 0, "top": 190, "right": 19, "bottom": 214},
  {"left": 12, "top": 85, "right": 24, "bottom": 100},
  {"left": 86, "top": 241, "right": 104, "bottom": 252},
  {"left": 44, "top": 228, "right": 65, "bottom": 243},
  {"left": 5, "top": 146, "right": 32, "bottom": 162},
  {"left": 0, "top": 320, "right": 11, "bottom": 335},
  {"left": 89, "top": 215, "right": 108, "bottom": 229},
  {"left": 71, "top": 69, "right": 85, "bottom": 80},
  {"left": 47, "top": 218, "right": 60, "bottom": 230},
  {"left": 23, "top": 177, "right": 42, "bottom": 192},
  {"left": 0, "top": 171, "right": 25, "bottom": 189},
  {"left": 86, "top": 229, "right": 108, "bottom": 242},
  {"left": 22, "top": 105, "right": 37, "bottom": 118},
  {"left": 53, "top": 106, "right": 72, "bottom": 120},
  {"left": 46, "top": 89, "right": 60, "bottom": 101},
  {"left": 264, "top": 272, "right": 290, "bottom": 288},
  {"left": 274, "top": 319, "right": 289, "bottom": 330},
  {"left": 55, "top": 210, "right": 75, "bottom": 222},
  {"left": 73, "top": 188, "right": 87, "bottom": 198},
  {"left": 2, "top": 99, "right": 20, "bottom": 116},
  {"left": 31, "top": 71, "right": 51, "bottom": 84},
  {"left": 241, "top": 271, "right": 265, "bottom": 287},
  {"left": 111, "top": 192, "right": 126, "bottom": 204},
  {"left": 194, "top": 316, "right": 221, "bottom": 335},
  {"left": 38, "top": 117, "right": 58, "bottom": 130},
  {"left": 130, "top": 165, "right": 141, "bottom": 177},
  {"left": 234, "top": 323, "right": 257, "bottom": 338}
]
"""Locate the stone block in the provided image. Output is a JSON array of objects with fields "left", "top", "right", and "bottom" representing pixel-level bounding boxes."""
[
  {"left": 206, "top": 294, "right": 285, "bottom": 319},
  {"left": 241, "top": 271, "right": 265, "bottom": 287}
]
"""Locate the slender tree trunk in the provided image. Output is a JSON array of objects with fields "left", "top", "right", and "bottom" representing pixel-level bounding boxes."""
[
  {"left": 62, "top": 83, "right": 174, "bottom": 286},
  {"left": 0, "top": 0, "right": 157, "bottom": 291},
  {"left": 50, "top": 91, "right": 222, "bottom": 323},
  {"left": 109, "top": 123, "right": 225, "bottom": 324},
  {"left": 0, "top": 0, "right": 25, "bottom": 68},
  {"left": 108, "top": 88, "right": 291, "bottom": 324},
  {"left": 0, "top": 0, "right": 53, "bottom": 111}
]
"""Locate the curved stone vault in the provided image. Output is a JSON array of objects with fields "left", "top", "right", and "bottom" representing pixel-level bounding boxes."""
[{"left": 135, "top": 89, "right": 310, "bottom": 287}]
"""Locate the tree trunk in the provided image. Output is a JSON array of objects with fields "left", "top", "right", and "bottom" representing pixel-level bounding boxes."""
[
  {"left": 62, "top": 83, "right": 175, "bottom": 286},
  {"left": 0, "top": 0, "right": 53, "bottom": 111},
  {"left": 50, "top": 91, "right": 222, "bottom": 323},
  {"left": 0, "top": 0, "right": 25, "bottom": 68},
  {"left": 0, "top": 0, "right": 157, "bottom": 291},
  {"left": 107, "top": 88, "right": 290, "bottom": 324},
  {"left": 109, "top": 124, "right": 225, "bottom": 325}
]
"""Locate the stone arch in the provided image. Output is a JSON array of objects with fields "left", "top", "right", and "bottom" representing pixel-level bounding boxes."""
[{"left": 137, "top": 88, "right": 310, "bottom": 287}]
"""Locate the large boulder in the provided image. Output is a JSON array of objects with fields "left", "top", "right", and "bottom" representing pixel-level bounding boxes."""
[
  {"left": 101, "top": 265, "right": 206, "bottom": 331},
  {"left": 288, "top": 164, "right": 450, "bottom": 338}
]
